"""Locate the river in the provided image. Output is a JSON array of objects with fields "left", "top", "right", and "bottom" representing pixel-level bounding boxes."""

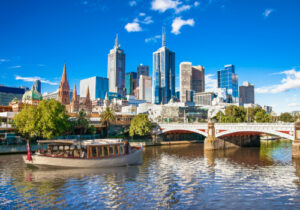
[{"left": 1, "top": 141, "right": 300, "bottom": 209}]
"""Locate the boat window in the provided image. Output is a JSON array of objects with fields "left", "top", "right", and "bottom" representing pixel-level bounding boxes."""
[
  {"left": 53, "top": 146, "right": 58, "bottom": 151},
  {"left": 109, "top": 145, "right": 114, "bottom": 156},
  {"left": 70, "top": 145, "right": 75, "bottom": 150},
  {"left": 98, "top": 147, "right": 103, "bottom": 157},
  {"left": 92, "top": 147, "right": 97, "bottom": 158},
  {"left": 114, "top": 145, "right": 118, "bottom": 155},
  {"left": 119, "top": 145, "right": 124, "bottom": 155},
  {"left": 104, "top": 146, "right": 109, "bottom": 156},
  {"left": 65, "top": 145, "right": 70, "bottom": 150},
  {"left": 59, "top": 146, "right": 64, "bottom": 151}
]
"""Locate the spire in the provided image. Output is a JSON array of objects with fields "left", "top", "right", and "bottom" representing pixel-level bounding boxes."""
[
  {"left": 105, "top": 92, "right": 108, "bottom": 100},
  {"left": 114, "top": 33, "right": 119, "bottom": 48},
  {"left": 61, "top": 64, "right": 67, "bottom": 82},
  {"left": 162, "top": 27, "right": 166, "bottom": 47},
  {"left": 72, "top": 84, "right": 77, "bottom": 99}
]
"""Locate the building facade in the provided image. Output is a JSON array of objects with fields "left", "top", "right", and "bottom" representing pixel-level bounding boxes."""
[
  {"left": 239, "top": 81, "right": 255, "bottom": 105},
  {"left": 125, "top": 72, "right": 137, "bottom": 95},
  {"left": 58, "top": 64, "right": 70, "bottom": 105},
  {"left": 193, "top": 92, "right": 216, "bottom": 106},
  {"left": 152, "top": 32, "right": 175, "bottom": 104},
  {"left": 33, "top": 80, "right": 41, "bottom": 93},
  {"left": 139, "top": 75, "right": 152, "bottom": 103},
  {"left": 80, "top": 76, "right": 108, "bottom": 100},
  {"left": 107, "top": 34, "right": 126, "bottom": 96},
  {"left": 217, "top": 64, "right": 238, "bottom": 103},
  {"left": 180, "top": 62, "right": 205, "bottom": 103},
  {"left": 0, "top": 85, "right": 28, "bottom": 105},
  {"left": 137, "top": 64, "right": 149, "bottom": 87}
]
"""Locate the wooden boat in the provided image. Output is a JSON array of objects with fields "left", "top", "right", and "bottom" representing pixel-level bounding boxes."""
[{"left": 23, "top": 139, "right": 143, "bottom": 168}]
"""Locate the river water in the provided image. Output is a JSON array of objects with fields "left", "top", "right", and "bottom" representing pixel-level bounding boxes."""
[{"left": 1, "top": 141, "right": 300, "bottom": 209}]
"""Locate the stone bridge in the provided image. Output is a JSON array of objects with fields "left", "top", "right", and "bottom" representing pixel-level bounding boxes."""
[{"left": 158, "top": 123, "right": 295, "bottom": 140}]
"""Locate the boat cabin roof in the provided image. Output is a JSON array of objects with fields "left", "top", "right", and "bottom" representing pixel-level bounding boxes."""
[{"left": 37, "top": 139, "right": 124, "bottom": 146}]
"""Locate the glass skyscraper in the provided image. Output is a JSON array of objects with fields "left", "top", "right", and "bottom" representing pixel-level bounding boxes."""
[
  {"left": 137, "top": 64, "right": 149, "bottom": 87},
  {"left": 217, "top": 64, "right": 238, "bottom": 103},
  {"left": 107, "top": 34, "right": 126, "bottom": 96},
  {"left": 80, "top": 76, "right": 108, "bottom": 100},
  {"left": 125, "top": 72, "right": 137, "bottom": 95},
  {"left": 152, "top": 32, "right": 175, "bottom": 104},
  {"left": 33, "top": 80, "right": 41, "bottom": 93}
]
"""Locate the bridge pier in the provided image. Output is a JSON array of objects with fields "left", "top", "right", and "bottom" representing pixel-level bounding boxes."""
[
  {"left": 204, "top": 120, "right": 239, "bottom": 150},
  {"left": 293, "top": 122, "right": 300, "bottom": 157}
]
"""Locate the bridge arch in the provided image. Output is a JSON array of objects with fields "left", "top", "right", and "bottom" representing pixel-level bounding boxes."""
[{"left": 161, "top": 128, "right": 208, "bottom": 137}]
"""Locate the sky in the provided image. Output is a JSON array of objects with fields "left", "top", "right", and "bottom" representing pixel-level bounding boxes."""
[{"left": 0, "top": 0, "right": 300, "bottom": 113}]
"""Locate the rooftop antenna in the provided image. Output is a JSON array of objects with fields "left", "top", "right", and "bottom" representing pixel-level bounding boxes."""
[
  {"left": 115, "top": 33, "right": 119, "bottom": 48},
  {"left": 162, "top": 27, "right": 166, "bottom": 47}
]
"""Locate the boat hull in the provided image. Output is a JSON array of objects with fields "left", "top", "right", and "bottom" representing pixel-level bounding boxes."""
[{"left": 23, "top": 148, "right": 143, "bottom": 168}]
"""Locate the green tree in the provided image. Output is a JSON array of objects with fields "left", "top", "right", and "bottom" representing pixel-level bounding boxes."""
[
  {"left": 279, "top": 112, "right": 294, "bottom": 122},
  {"left": 255, "top": 110, "right": 271, "bottom": 123},
  {"left": 14, "top": 99, "right": 70, "bottom": 139},
  {"left": 129, "top": 114, "right": 152, "bottom": 137},
  {"left": 100, "top": 107, "right": 116, "bottom": 137}
]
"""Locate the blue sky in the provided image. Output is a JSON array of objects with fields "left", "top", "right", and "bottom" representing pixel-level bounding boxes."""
[{"left": 0, "top": 0, "right": 300, "bottom": 113}]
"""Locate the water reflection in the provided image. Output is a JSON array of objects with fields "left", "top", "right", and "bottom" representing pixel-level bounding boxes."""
[{"left": 1, "top": 141, "right": 300, "bottom": 208}]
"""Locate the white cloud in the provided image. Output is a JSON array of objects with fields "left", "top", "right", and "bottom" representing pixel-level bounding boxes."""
[
  {"left": 129, "top": 1, "right": 137, "bottom": 6},
  {"left": 194, "top": 1, "right": 200, "bottom": 7},
  {"left": 151, "top": 0, "right": 191, "bottom": 13},
  {"left": 0, "top": 59, "right": 9, "bottom": 63},
  {"left": 142, "top": 16, "right": 153, "bottom": 24},
  {"left": 205, "top": 74, "right": 217, "bottom": 92},
  {"left": 288, "top": 103, "right": 300, "bottom": 108},
  {"left": 263, "top": 8, "right": 274, "bottom": 18},
  {"left": 125, "top": 22, "right": 142, "bottom": 32},
  {"left": 15, "top": 76, "right": 58, "bottom": 85},
  {"left": 10, "top": 65, "right": 22, "bottom": 69},
  {"left": 171, "top": 17, "right": 194, "bottom": 35},
  {"left": 256, "top": 68, "right": 300, "bottom": 94},
  {"left": 145, "top": 35, "right": 161, "bottom": 43},
  {"left": 139, "top": 12, "right": 146, "bottom": 16}
]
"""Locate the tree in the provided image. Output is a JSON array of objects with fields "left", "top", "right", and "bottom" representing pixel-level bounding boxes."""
[
  {"left": 14, "top": 99, "right": 70, "bottom": 139},
  {"left": 255, "top": 110, "right": 271, "bottom": 123},
  {"left": 76, "top": 110, "right": 90, "bottom": 134},
  {"left": 129, "top": 114, "right": 153, "bottom": 137},
  {"left": 279, "top": 112, "right": 294, "bottom": 122},
  {"left": 100, "top": 107, "right": 116, "bottom": 137}
]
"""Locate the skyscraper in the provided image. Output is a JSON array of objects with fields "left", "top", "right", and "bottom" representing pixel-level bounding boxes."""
[
  {"left": 80, "top": 76, "right": 108, "bottom": 100},
  {"left": 239, "top": 81, "right": 254, "bottom": 105},
  {"left": 152, "top": 30, "right": 175, "bottom": 104},
  {"left": 217, "top": 64, "right": 238, "bottom": 103},
  {"left": 137, "top": 64, "right": 149, "bottom": 87},
  {"left": 107, "top": 34, "right": 126, "bottom": 96},
  {"left": 180, "top": 62, "right": 205, "bottom": 103},
  {"left": 125, "top": 72, "right": 137, "bottom": 95},
  {"left": 33, "top": 80, "right": 41, "bottom": 93},
  {"left": 139, "top": 75, "right": 152, "bottom": 103}
]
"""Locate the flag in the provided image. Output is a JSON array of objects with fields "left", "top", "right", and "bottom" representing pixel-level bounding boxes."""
[{"left": 26, "top": 141, "right": 32, "bottom": 161}]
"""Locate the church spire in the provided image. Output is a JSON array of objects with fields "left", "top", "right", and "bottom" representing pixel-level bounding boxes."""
[
  {"left": 72, "top": 84, "right": 77, "bottom": 100},
  {"left": 162, "top": 27, "right": 166, "bottom": 47},
  {"left": 61, "top": 63, "right": 67, "bottom": 83},
  {"left": 114, "top": 33, "right": 119, "bottom": 48}
]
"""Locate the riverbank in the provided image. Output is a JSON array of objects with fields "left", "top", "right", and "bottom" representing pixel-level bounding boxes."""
[{"left": 130, "top": 140, "right": 202, "bottom": 147}]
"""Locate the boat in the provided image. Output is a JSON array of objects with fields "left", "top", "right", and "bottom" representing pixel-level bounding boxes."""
[{"left": 22, "top": 139, "right": 143, "bottom": 168}]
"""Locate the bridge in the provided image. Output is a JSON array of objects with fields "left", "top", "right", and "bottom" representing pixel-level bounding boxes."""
[{"left": 158, "top": 123, "right": 295, "bottom": 141}]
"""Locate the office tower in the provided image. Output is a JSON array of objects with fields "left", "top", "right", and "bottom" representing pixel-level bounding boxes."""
[
  {"left": 125, "top": 72, "right": 137, "bottom": 95},
  {"left": 58, "top": 64, "right": 70, "bottom": 105},
  {"left": 152, "top": 30, "right": 175, "bottom": 104},
  {"left": 0, "top": 86, "right": 28, "bottom": 105},
  {"left": 217, "top": 64, "right": 238, "bottom": 103},
  {"left": 239, "top": 81, "right": 255, "bottom": 105},
  {"left": 139, "top": 75, "right": 152, "bottom": 102},
  {"left": 33, "top": 80, "right": 41, "bottom": 93},
  {"left": 80, "top": 76, "right": 108, "bottom": 100},
  {"left": 180, "top": 62, "right": 205, "bottom": 103},
  {"left": 137, "top": 64, "right": 149, "bottom": 87},
  {"left": 107, "top": 34, "right": 126, "bottom": 96}
]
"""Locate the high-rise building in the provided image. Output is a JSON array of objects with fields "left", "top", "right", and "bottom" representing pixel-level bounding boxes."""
[
  {"left": 125, "top": 72, "right": 137, "bottom": 95},
  {"left": 80, "top": 76, "right": 108, "bottom": 100},
  {"left": 33, "top": 80, "right": 41, "bottom": 93},
  {"left": 139, "top": 75, "right": 152, "bottom": 103},
  {"left": 107, "top": 34, "right": 126, "bottom": 96},
  {"left": 0, "top": 85, "right": 29, "bottom": 105},
  {"left": 137, "top": 64, "right": 149, "bottom": 87},
  {"left": 152, "top": 31, "right": 175, "bottom": 104},
  {"left": 58, "top": 64, "right": 70, "bottom": 105},
  {"left": 239, "top": 81, "right": 254, "bottom": 105},
  {"left": 217, "top": 64, "right": 238, "bottom": 103},
  {"left": 180, "top": 62, "right": 205, "bottom": 103}
]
